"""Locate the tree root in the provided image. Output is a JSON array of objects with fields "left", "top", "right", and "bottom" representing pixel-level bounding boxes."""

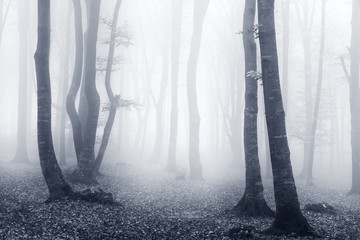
[
  {"left": 263, "top": 214, "right": 318, "bottom": 237},
  {"left": 46, "top": 187, "right": 119, "bottom": 205},
  {"left": 232, "top": 194, "right": 275, "bottom": 217}
]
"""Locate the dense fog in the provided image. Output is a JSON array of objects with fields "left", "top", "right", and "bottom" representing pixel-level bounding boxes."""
[{"left": 0, "top": 0, "right": 353, "bottom": 185}]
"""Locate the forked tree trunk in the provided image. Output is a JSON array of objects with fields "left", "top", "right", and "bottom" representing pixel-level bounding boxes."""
[
  {"left": 186, "top": 0, "right": 209, "bottom": 180},
  {"left": 35, "top": 0, "right": 75, "bottom": 201},
  {"left": 77, "top": 0, "right": 101, "bottom": 184},
  {"left": 13, "top": 0, "right": 30, "bottom": 164},
  {"left": 166, "top": 0, "right": 183, "bottom": 172},
  {"left": 94, "top": 0, "right": 122, "bottom": 174},
  {"left": 257, "top": 0, "right": 314, "bottom": 235},
  {"left": 349, "top": 0, "right": 360, "bottom": 195},
  {"left": 234, "top": 0, "right": 274, "bottom": 217},
  {"left": 66, "top": 0, "right": 83, "bottom": 163},
  {"left": 306, "top": 0, "right": 326, "bottom": 186}
]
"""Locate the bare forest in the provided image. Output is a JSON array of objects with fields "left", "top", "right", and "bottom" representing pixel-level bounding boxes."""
[{"left": 0, "top": 0, "right": 359, "bottom": 239}]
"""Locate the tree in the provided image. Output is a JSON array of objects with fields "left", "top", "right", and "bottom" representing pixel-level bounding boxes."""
[
  {"left": 13, "top": 0, "right": 30, "bottom": 164},
  {"left": 93, "top": 0, "right": 122, "bottom": 174},
  {"left": 166, "top": 0, "right": 183, "bottom": 172},
  {"left": 233, "top": 0, "right": 274, "bottom": 217},
  {"left": 77, "top": 0, "right": 102, "bottom": 184},
  {"left": 306, "top": 0, "right": 326, "bottom": 186},
  {"left": 59, "top": 1, "right": 72, "bottom": 164},
  {"left": 186, "top": 0, "right": 209, "bottom": 180},
  {"left": 35, "top": 0, "right": 75, "bottom": 200},
  {"left": 257, "top": 0, "right": 314, "bottom": 235},
  {"left": 349, "top": 0, "right": 360, "bottom": 195},
  {"left": 67, "top": 0, "right": 83, "bottom": 163},
  {"left": 281, "top": 0, "right": 290, "bottom": 113}
]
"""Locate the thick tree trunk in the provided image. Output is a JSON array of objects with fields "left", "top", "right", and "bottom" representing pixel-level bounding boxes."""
[
  {"left": 257, "top": 0, "right": 313, "bottom": 235},
  {"left": 166, "top": 0, "right": 183, "bottom": 172},
  {"left": 234, "top": 0, "right": 274, "bottom": 217},
  {"left": 186, "top": 0, "right": 209, "bottom": 180},
  {"left": 59, "top": 2, "right": 72, "bottom": 165},
  {"left": 13, "top": 0, "right": 30, "bottom": 164},
  {"left": 349, "top": 0, "right": 360, "bottom": 195},
  {"left": 306, "top": 0, "right": 326, "bottom": 186},
  {"left": 66, "top": 0, "right": 83, "bottom": 163},
  {"left": 35, "top": 0, "right": 75, "bottom": 201},
  {"left": 94, "top": 0, "right": 122, "bottom": 174},
  {"left": 77, "top": 0, "right": 101, "bottom": 184}
]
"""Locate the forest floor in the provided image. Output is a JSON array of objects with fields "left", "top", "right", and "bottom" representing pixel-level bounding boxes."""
[{"left": 0, "top": 160, "right": 359, "bottom": 240}]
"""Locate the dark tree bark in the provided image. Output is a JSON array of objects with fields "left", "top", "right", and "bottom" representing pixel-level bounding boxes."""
[
  {"left": 349, "top": 0, "right": 360, "bottom": 195},
  {"left": 77, "top": 0, "right": 101, "bottom": 184},
  {"left": 13, "top": 0, "right": 30, "bottom": 164},
  {"left": 186, "top": 0, "right": 209, "bottom": 180},
  {"left": 59, "top": 2, "right": 72, "bottom": 165},
  {"left": 257, "top": 0, "right": 314, "bottom": 235},
  {"left": 306, "top": 0, "right": 326, "bottom": 186},
  {"left": 94, "top": 0, "right": 122, "bottom": 174},
  {"left": 166, "top": 0, "right": 183, "bottom": 172},
  {"left": 35, "top": 0, "right": 75, "bottom": 201},
  {"left": 234, "top": 0, "right": 274, "bottom": 217},
  {"left": 66, "top": 0, "right": 83, "bottom": 163}
]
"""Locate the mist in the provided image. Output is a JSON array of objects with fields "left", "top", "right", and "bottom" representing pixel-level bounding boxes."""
[{"left": 0, "top": 0, "right": 359, "bottom": 239}]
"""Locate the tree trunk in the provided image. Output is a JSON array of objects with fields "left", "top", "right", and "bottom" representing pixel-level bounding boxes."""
[
  {"left": 166, "top": 0, "right": 183, "bottom": 172},
  {"left": 59, "top": 2, "right": 72, "bottom": 165},
  {"left": 152, "top": 42, "right": 169, "bottom": 162},
  {"left": 35, "top": 0, "right": 75, "bottom": 201},
  {"left": 257, "top": 0, "right": 313, "bottom": 235},
  {"left": 298, "top": 0, "right": 313, "bottom": 179},
  {"left": 281, "top": 0, "right": 290, "bottom": 113},
  {"left": 13, "top": 0, "right": 30, "bottom": 164},
  {"left": 66, "top": 0, "right": 83, "bottom": 163},
  {"left": 306, "top": 0, "right": 326, "bottom": 186},
  {"left": 186, "top": 0, "right": 209, "bottom": 180},
  {"left": 77, "top": 0, "right": 101, "bottom": 184},
  {"left": 94, "top": 0, "right": 122, "bottom": 174},
  {"left": 349, "top": 0, "right": 360, "bottom": 195},
  {"left": 234, "top": 0, "right": 274, "bottom": 217}
]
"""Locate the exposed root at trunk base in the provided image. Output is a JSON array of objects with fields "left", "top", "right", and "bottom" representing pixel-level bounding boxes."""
[
  {"left": 263, "top": 214, "right": 318, "bottom": 237},
  {"left": 46, "top": 187, "right": 119, "bottom": 205},
  {"left": 233, "top": 195, "right": 275, "bottom": 217}
]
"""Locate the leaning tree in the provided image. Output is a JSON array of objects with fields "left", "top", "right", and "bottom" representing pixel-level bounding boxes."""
[
  {"left": 35, "top": 0, "right": 115, "bottom": 204},
  {"left": 257, "top": 0, "right": 314, "bottom": 235}
]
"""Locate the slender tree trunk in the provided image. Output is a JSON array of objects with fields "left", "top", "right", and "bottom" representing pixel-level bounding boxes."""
[
  {"left": 66, "top": 0, "right": 83, "bottom": 163},
  {"left": 281, "top": 0, "right": 290, "bottom": 113},
  {"left": 78, "top": 0, "right": 91, "bottom": 142},
  {"left": 234, "top": 0, "right": 274, "bottom": 217},
  {"left": 59, "top": 2, "right": 72, "bottom": 165},
  {"left": 152, "top": 43, "right": 169, "bottom": 162},
  {"left": 35, "top": 0, "right": 75, "bottom": 201},
  {"left": 166, "top": 0, "right": 183, "bottom": 172},
  {"left": 298, "top": 0, "right": 313, "bottom": 179},
  {"left": 257, "top": 0, "right": 313, "bottom": 235},
  {"left": 349, "top": 0, "right": 360, "bottom": 195},
  {"left": 307, "top": 0, "right": 326, "bottom": 186},
  {"left": 13, "top": 0, "right": 30, "bottom": 164},
  {"left": 186, "top": 0, "right": 209, "bottom": 180},
  {"left": 94, "top": 0, "right": 122, "bottom": 174},
  {"left": 77, "top": 0, "right": 101, "bottom": 184}
]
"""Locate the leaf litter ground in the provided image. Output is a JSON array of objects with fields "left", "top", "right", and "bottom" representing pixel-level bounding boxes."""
[{"left": 0, "top": 161, "right": 359, "bottom": 239}]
